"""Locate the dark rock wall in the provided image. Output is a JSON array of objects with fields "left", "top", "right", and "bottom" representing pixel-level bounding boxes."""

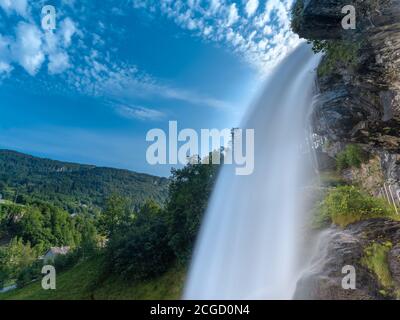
[
  {"left": 295, "top": 219, "right": 400, "bottom": 300},
  {"left": 292, "top": 0, "right": 400, "bottom": 300},
  {"left": 298, "top": 0, "right": 400, "bottom": 190}
]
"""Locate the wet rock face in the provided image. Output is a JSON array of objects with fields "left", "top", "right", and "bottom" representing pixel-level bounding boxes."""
[
  {"left": 297, "top": 0, "right": 396, "bottom": 40},
  {"left": 293, "top": 0, "right": 400, "bottom": 300},
  {"left": 389, "top": 244, "right": 400, "bottom": 286},
  {"left": 294, "top": 219, "right": 400, "bottom": 300},
  {"left": 297, "top": 0, "right": 356, "bottom": 39},
  {"left": 296, "top": 0, "right": 400, "bottom": 144}
]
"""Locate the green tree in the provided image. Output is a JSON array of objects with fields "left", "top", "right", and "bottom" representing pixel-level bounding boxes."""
[
  {"left": 99, "top": 194, "right": 131, "bottom": 238},
  {"left": 165, "top": 154, "right": 220, "bottom": 265},
  {"left": 105, "top": 200, "right": 174, "bottom": 281},
  {"left": 74, "top": 212, "right": 99, "bottom": 258},
  {"left": 0, "top": 237, "right": 38, "bottom": 286}
]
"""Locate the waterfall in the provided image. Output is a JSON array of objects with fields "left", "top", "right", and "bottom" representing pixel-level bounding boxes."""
[{"left": 184, "top": 44, "right": 321, "bottom": 300}]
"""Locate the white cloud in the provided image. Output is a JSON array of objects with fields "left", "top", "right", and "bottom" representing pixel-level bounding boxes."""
[
  {"left": 0, "top": 0, "right": 28, "bottom": 17},
  {"left": 0, "top": 0, "right": 79, "bottom": 76},
  {"left": 4, "top": 21, "right": 77, "bottom": 76},
  {"left": 59, "top": 18, "right": 77, "bottom": 47},
  {"left": 0, "top": 34, "right": 12, "bottom": 74},
  {"left": 43, "top": 18, "right": 77, "bottom": 74},
  {"left": 209, "top": 0, "right": 222, "bottom": 14},
  {"left": 48, "top": 51, "right": 70, "bottom": 74},
  {"left": 115, "top": 105, "right": 166, "bottom": 121},
  {"left": 11, "top": 22, "right": 44, "bottom": 76},
  {"left": 245, "top": 0, "right": 259, "bottom": 17},
  {"left": 227, "top": 3, "right": 239, "bottom": 26},
  {"left": 133, "top": 0, "right": 300, "bottom": 72}
]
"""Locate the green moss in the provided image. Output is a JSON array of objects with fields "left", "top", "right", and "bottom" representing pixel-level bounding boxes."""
[
  {"left": 336, "top": 144, "right": 368, "bottom": 172},
  {"left": 363, "top": 242, "right": 393, "bottom": 288},
  {"left": 312, "top": 40, "right": 360, "bottom": 77},
  {"left": 362, "top": 242, "right": 400, "bottom": 298},
  {"left": 313, "top": 186, "right": 397, "bottom": 228}
]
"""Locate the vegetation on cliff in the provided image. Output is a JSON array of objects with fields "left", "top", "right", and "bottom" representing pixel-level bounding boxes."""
[
  {"left": 362, "top": 241, "right": 400, "bottom": 298},
  {"left": 292, "top": 0, "right": 400, "bottom": 300},
  {"left": 313, "top": 186, "right": 397, "bottom": 228},
  {"left": 336, "top": 144, "right": 368, "bottom": 172}
]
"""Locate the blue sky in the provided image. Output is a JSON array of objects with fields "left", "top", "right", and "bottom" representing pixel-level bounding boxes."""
[{"left": 0, "top": 0, "right": 299, "bottom": 176}]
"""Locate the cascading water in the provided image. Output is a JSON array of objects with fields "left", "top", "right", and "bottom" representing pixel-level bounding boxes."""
[{"left": 184, "top": 43, "right": 321, "bottom": 300}]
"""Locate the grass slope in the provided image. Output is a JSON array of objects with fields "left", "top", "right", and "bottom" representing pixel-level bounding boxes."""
[{"left": 0, "top": 257, "right": 185, "bottom": 300}]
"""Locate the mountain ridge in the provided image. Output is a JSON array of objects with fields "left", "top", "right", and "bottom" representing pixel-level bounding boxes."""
[{"left": 0, "top": 149, "right": 169, "bottom": 214}]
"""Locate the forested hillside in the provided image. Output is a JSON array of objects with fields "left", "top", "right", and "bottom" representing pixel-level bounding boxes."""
[
  {"left": 1, "top": 151, "right": 221, "bottom": 299},
  {"left": 0, "top": 150, "right": 169, "bottom": 214}
]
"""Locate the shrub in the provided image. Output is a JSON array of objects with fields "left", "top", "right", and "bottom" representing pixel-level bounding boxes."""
[
  {"left": 54, "top": 250, "right": 82, "bottom": 273},
  {"left": 104, "top": 201, "right": 174, "bottom": 281},
  {"left": 313, "top": 186, "right": 396, "bottom": 228},
  {"left": 16, "top": 261, "right": 42, "bottom": 288},
  {"left": 336, "top": 144, "right": 367, "bottom": 172},
  {"left": 315, "top": 40, "right": 360, "bottom": 77}
]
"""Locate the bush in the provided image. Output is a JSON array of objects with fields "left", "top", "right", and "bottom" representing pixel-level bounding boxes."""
[
  {"left": 105, "top": 201, "right": 174, "bottom": 281},
  {"left": 336, "top": 144, "right": 367, "bottom": 172},
  {"left": 314, "top": 40, "right": 360, "bottom": 77},
  {"left": 313, "top": 186, "right": 396, "bottom": 228},
  {"left": 16, "top": 261, "right": 42, "bottom": 288},
  {"left": 54, "top": 250, "right": 82, "bottom": 273}
]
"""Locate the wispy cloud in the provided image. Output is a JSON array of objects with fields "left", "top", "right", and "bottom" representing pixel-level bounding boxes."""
[
  {"left": 132, "top": 0, "right": 300, "bottom": 72},
  {"left": 63, "top": 49, "right": 230, "bottom": 110},
  {"left": 115, "top": 105, "right": 166, "bottom": 121},
  {"left": 0, "top": 1, "right": 230, "bottom": 111}
]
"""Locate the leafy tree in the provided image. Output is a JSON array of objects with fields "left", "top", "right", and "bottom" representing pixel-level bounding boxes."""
[
  {"left": 0, "top": 203, "right": 25, "bottom": 237},
  {"left": 16, "top": 261, "right": 42, "bottom": 288},
  {"left": 0, "top": 237, "right": 38, "bottom": 286},
  {"left": 17, "top": 203, "right": 78, "bottom": 249},
  {"left": 99, "top": 194, "right": 132, "bottom": 238},
  {"left": 165, "top": 155, "right": 220, "bottom": 265},
  {"left": 105, "top": 200, "right": 174, "bottom": 281},
  {"left": 74, "top": 213, "right": 99, "bottom": 258}
]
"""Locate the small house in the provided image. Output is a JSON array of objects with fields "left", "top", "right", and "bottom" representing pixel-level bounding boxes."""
[{"left": 42, "top": 246, "right": 70, "bottom": 263}]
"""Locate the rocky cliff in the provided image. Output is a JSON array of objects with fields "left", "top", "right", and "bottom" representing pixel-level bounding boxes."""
[
  {"left": 292, "top": 0, "right": 400, "bottom": 299},
  {"left": 295, "top": 219, "right": 400, "bottom": 299}
]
